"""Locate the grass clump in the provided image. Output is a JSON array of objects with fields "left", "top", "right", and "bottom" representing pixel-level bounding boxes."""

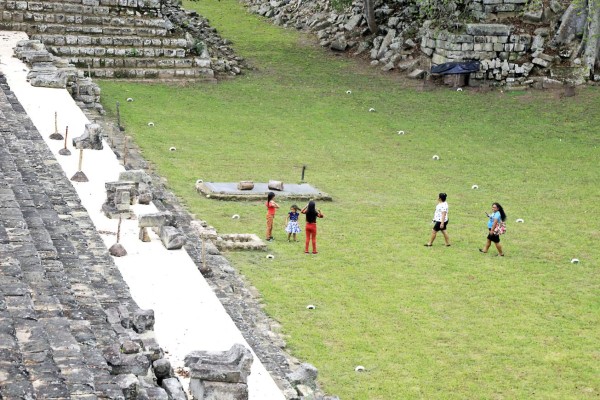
[{"left": 99, "top": 0, "right": 600, "bottom": 398}]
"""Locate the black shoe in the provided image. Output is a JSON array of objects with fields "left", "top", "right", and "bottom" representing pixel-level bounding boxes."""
[{"left": 479, "top": 249, "right": 487, "bottom": 253}]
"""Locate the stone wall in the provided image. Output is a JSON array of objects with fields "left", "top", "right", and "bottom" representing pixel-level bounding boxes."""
[
  {"left": 0, "top": 0, "right": 244, "bottom": 79},
  {"left": 470, "top": 0, "right": 529, "bottom": 20},
  {"left": 239, "top": 0, "right": 591, "bottom": 86},
  {"left": 420, "top": 23, "right": 574, "bottom": 86}
]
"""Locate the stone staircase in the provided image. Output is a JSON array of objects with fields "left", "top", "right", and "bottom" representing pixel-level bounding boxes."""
[
  {"left": 0, "top": 73, "right": 175, "bottom": 398},
  {"left": 0, "top": 0, "right": 214, "bottom": 79}
]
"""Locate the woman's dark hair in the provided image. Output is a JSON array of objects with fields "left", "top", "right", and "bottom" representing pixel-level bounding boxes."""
[
  {"left": 439, "top": 193, "right": 447, "bottom": 202},
  {"left": 305, "top": 201, "right": 318, "bottom": 221},
  {"left": 493, "top": 202, "right": 506, "bottom": 221},
  {"left": 267, "top": 192, "right": 275, "bottom": 202}
]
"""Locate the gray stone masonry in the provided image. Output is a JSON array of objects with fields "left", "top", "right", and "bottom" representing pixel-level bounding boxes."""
[
  {"left": 0, "top": 0, "right": 247, "bottom": 79},
  {"left": 102, "top": 180, "right": 139, "bottom": 219},
  {"left": 185, "top": 343, "right": 253, "bottom": 400},
  {"left": 15, "top": 40, "right": 104, "bottom": 112},
  {"left": 0, "top": 72, "right": 178, "bottom": 398},
  {"left": 72, "top": 122, "right": 104, "bottom": 150}
]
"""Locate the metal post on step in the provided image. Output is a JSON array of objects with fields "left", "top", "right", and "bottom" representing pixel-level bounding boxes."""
[
  {"left": 116, "top": 215, "right": 122, "bottom": 243},
  {"left": 116, "top": 101, "right": 122, "bottom": 131},
  {"left": 301, "top": 165, "right": 307, "bottom": 182},
  {"left": 200, "top": 233, "right": 211, "bottom": 275},
  {"left": 50, "top": 112, "right": 63, "bottom": 140},
  {"left": 109, "top": 216, "right": 127, "bottom": 257},
  {"left": 71, "top": 148, "right": 89, "bottom": 182},
  {"left": 123, "top": 136, "right": 128, "bottom": 168},
  {"left": 58, "top": 126, "right": 71, "bottom": 156},
  {"left": 202, "top": 233, "right": 206, "bottom": 267}
]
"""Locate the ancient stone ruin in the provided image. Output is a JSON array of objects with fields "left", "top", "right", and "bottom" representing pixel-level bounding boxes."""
[
  {"left": 139, "top": 211, "right": 186, "bottom": 250},
  {"left": 216, "top": 234, "right": 266, "bottom": 251},
  {"left": 73, "top": 122, "right": 104, "bottom": 149},
  {"left": 14, "top": 39, "right": 105, "bottom": 111},
  {"left": 0, "top": 0, "right": 246, "bottom": 79},
  {"left": 103, "top": 180, "right": 139, "bottom": 219},
  {"left": 0, "top": 71, "right": 187, "bottom": 399},
  {"left": 184, "top": 344, "right": 253, "bottom": 400},
  {"left": 239, "top": 0, "right": 600, "bottom": 86}
]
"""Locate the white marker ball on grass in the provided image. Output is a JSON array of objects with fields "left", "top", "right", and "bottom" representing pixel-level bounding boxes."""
[
  {"left": 232, "top": 214, "right": 240, "bottom": 219},
  {"left": 346, "top": 90, "right": 352, "bottom": 94},
  {"left": 570, "top": 258, "right": 579, "bottom": 264},
  {"left": 368, "top": 108, "right": 376, "bottom": 112},
  {"left": 306, "top": 304, "right": 316, "bottom": 310},
  {"left": 397, "top": 130, "right": 405, "bottom": 135},
  {"left": 196, "top": 179, "right": 203, "bottom": 185},
  {"left": 432, "top": 155, "right": 440, "bottom": 160},
  {"left": 266, "top": 254, "right": 275, "bottom": 259},
  {"left": 126, "top": 97, "right": 133, "bottom": 102},
  {"left": 516, "top": 218, "right": 524, "bottom": 223},
  {"left": 169, "top": 147, "right": 176, "bottom": 151},
  {"left": 472, "top": 184, "right": 479, "bottom": 189},
  {"left": 456, "top": 88, "right": 463, "bottom": 92},
  {"left": 355, "top": 366, "right": 365, "bottom": 372},
  {"left": 148, "top": 122, "right": 155, "bottom": 127}
]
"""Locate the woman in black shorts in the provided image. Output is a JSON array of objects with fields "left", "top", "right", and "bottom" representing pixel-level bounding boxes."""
[
  {"left": 425, "top": 193, "right": 450, "bottom": 247},
  {"left": 479, "top": 202, "right": 506, "bottom": 256}
]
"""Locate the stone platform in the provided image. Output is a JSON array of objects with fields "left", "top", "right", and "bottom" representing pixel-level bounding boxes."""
[{"left": 197, "top": 182, "right": 332, "bottom": 201}]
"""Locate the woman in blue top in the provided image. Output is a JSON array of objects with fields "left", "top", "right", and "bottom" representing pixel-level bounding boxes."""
[{"left": 479, "top": 202, "right": 506, "bottom": 256}]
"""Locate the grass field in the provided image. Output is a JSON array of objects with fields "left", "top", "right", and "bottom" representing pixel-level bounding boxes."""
[{"left": 99, "top": 1, "right": 600, "bottom": 398}]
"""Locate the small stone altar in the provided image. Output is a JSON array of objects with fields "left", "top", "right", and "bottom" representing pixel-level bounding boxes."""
[{"left": 196, "top": 181, "right": 332, "bottom": 201}]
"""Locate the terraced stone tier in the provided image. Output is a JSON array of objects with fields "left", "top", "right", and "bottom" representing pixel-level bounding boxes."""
[
  {"left": 0, "top": 72, "right": 173, "bottom": 398},
  {"left": 0, "top": 0, "right": 214, "bottom": 79}
]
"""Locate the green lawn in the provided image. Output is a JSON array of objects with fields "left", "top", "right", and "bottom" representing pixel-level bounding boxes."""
[{"left": 99, "top": 0, "right": 600, "bottom": 398}]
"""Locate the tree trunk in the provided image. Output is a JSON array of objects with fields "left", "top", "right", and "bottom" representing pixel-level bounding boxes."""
[
  {"left": 552, "top": 0, "right": 600, "bottom": 78},
  {"left": 364, "top": 0, "right": 378, "bottom": 35},
  {"left": 583, "top": 0, "right": 600, "bottom": 76}
]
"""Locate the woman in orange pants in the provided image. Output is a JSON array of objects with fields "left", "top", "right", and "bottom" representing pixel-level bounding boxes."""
[
  {"left": 265, "top": 192, "right": 279, "bottom": 241},
  {"left": 301, "top": 201, "right": 324, "bottom": 254}
]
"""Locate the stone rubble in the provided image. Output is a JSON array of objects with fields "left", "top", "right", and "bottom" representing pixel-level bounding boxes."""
[
  {"left": 238, "top": 0, "right": 595, "bottom": 86},
  {"left": 0, "top": 72, "right": 184, "bottom": 399},
  {"left": 14, "top": 40, "right": 105, "bottom": 112},
  {"left": 185, "top": 343, "right": 253, "bottom": 400}
]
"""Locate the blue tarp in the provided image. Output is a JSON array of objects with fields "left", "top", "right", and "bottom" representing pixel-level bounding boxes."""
[{"left": 431, "top": 61, "right": 480, "bottom": 75}]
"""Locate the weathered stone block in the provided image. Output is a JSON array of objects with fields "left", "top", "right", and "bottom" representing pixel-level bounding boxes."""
[
  {"left": 119, "top": 170, "right": 151, "bottom": 185},
  {"left": 185, "top": 344, "right": 253, "bottom": 384},
  {"left": 523, "top": 9, "right": 543, "bottom": 22},
  {"left": 466, "top": 24, "right": 512, "bottom": 36},
  {"left": 159, "top": 226, "right": 185, "bottom": 250},
  {"left": 189, "top": 381, "right": 249, "bottom": 400},
  {"left": 138, "top": 212, "right": 174, "bottom": 228},
  {"left": 132, "top": 309, "right": 154, "bottom": 333},
  {"left": 104, "top": 346, "right": 151, "bottom": 375},
  {"left": 161, "top": 378, "right": 187, "bottom": 400},
  {"left": 116, "top": 373, "right": 138, "bottom": 400},
  {"left": 532, "top": 57, "right": 549, "bottom": 67},
  {"left": 287, "top": 363, "right": 318, "bottom": 390},
  {"left": 153, "top": 358, "right": 173, "bottom": 381},
  {"left": 72, "top": 123, "right": 103, "bottom": 150}
]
